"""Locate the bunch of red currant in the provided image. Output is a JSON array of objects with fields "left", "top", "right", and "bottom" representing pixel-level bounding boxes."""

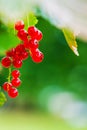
[{"left": 1, "top": 20, "right": 44, "bottom": 98}]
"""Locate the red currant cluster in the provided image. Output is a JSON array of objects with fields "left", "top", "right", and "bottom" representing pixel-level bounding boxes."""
[
  {"left": 1, "top": 20, "right": 44, "bottom": 98},
  {"left": 2, "top": 70, "right": 20, "bottom": 98}
]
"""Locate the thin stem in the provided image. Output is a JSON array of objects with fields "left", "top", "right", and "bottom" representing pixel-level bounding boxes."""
[
  {"left": 14, "top": 19, "right": 16, "bottom": 35},
  {"left": 7, "top": 67, "right": 11, "bottom": 83},
  {"left": 6, "top": 67, "right": 11, "bottom": 91},
  {"left": 27, "top": 14, "right": 29, "bottom": 27},
  {"left": 14, "top": 27, "right": 16, "bottom": 35}
]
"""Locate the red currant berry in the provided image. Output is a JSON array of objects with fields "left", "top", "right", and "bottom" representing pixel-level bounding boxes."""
[
  {"left": 28, "top": 39, "right": 39, "bottom": 50},
  {"left": 31, "top": 49, "right": 44, "bottom": 63},
  {"left": 11, "top": 70, "right": 20, "bottom": 78},
  {"left": 36, "top": 30, "right": 43, "bottom": 41},
  {"left": 15, "top": 20, "right": 24, "bottom": 31},
  {"left": 15, "top": 44, "right": 25, "bottom": 53},
  {"left": 28, "top": 26, "right": 43, "bottom": 41},
  {"left": 28, "top": 26, "right": 37, "bottom": 37},
  {"left": 2, "top": 82, "right": 12, "bottom": 91},
  {"left": 6, "top": 48, "right": 16, "bottom": 58},
  {"left": 28, "top": 26, "right": 38, "bottom": 39},
  {"left": 6, "top": 50, "right": 12, "bottom": 57},
  {"left": 21, "top": 51, "right": 29, "bottom": 60},
  {"left": 1, "top": 56, "right": 11, "bottom": 68},
  {"left": 8, "top": 87, "right": 18, "bottom": 98},
  {"left": 11, "top": 78, "right": 21, "bottom": 87},
  {"left": 23, "top": 40, "right": 29, "bottom": 48},
  {"left": 13, "top": 59, "right": 22, "bottom": 68},
  {"left": 17, "top": 29, "right": 28, "bottom": 41}
]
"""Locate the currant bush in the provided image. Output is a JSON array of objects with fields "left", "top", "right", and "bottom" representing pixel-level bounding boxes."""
[{"left": 1, "top": 20, "right": 44, "bottom": 100}]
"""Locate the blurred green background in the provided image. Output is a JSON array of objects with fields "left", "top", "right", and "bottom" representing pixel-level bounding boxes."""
[{"left": 0, "top": 1, "right": 87, "bottom": 130}]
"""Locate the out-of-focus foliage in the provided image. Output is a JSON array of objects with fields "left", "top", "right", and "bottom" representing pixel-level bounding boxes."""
[
  {"left": 0, "top": 21, "right": 19, "bottom": 55},
  {"left": 62, "top": 28, "right": 79, "bottom": 56},
  {"left": 0, "top": 91, "right": 7, "bottom": 106},
  {"left": 28, "top": 13, "right": 38, "bottom": 26}
]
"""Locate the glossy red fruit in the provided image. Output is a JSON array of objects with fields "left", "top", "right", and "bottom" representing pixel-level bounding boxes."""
[
  {"left": 6, "top": 48, "right": 16, "bottom": 58},
  {"left": 17, "top": 29, "right": 28, "bottom": 41},
  {"left": 36, "top": 30, "right": 43, "bottom": 41},
  {"left": 24, "top": 39, "right": 39, "bottom": 50},
  {"left": 28, "top": 26, "right": 43, "bottom": 41},
  {"left": 24, "top": 40, "right": 28, "bottom": 48},
  {"left": 11, "top": 70, "right": 20, "bottom": 78},
  {"left": 28, "top": 26, "right": 37, "bottom": 37},
  {"left": 15, "top": 44, "right": 27, "bottom": 60},
  {"left": 11, "top": 78, "right": 21, "bottom": 87},
  {"left": 15, "top": 20, "right": 24, "bottom": 30},
  {"left": 1, "top": 56, "right": 11, "bottom": 68},
  {"left": 29, "top": 39, "right": 39, "bottom": 50},
  {"left": 2, "top": 82, "right": 12, "bottom": 91},
  {"left": 13, "top": 59, "right": 22, "bottom": 68},
  {"left": 15, "top": 44, "right": 25, "bottom": 53},
  {"left": 21, "top": 51, "right": 29, "bottom": 60},
  {"left": 31, "top": 49, "right": 44, "bottom": 63},
  {"left": 8, "top": 87, "right": 18, "bottom": 98}
]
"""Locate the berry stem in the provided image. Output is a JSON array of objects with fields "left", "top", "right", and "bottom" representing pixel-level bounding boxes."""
[
  {"left": 27, "top": 14, "right": 29, "bottom": 27},
  {"left": 14, "top": 24, "right": 16, "bottom": 36},
  {"left": 7, "top": 67, "right": 11, "bottom": 83}
]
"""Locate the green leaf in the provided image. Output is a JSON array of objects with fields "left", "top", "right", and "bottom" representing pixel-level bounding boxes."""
[
  {"left": 0, "top": 30, "right": 20, "bottom": 56},
  {"left": 28, "top": 13, "right": 38, "bottom": 26},
  {"left": 0, "top": 91, "right": 7, "bottom": 106},
  {"left": 62, "top": 27, "right": 79, "bottom": 56}
]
